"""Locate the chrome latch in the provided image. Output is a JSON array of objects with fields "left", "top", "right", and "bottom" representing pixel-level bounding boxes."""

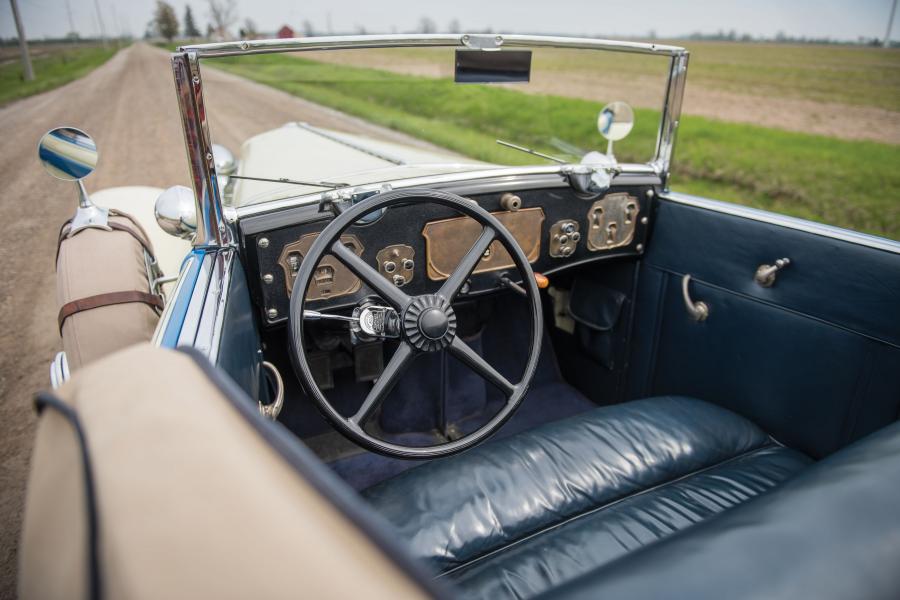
[
  {"left": 681, "top": 275, "right": 709, "bottom": 321},
  {"left": 755, "top": 258, "right": 791, "bottom": 287}
]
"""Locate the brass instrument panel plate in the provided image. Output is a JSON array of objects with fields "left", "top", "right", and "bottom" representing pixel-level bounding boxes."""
[
  {"left": 586, "top": 192, "right": 640, "bottom": 251},
  {"left": 422, "top": 207, "right": 544, "bottom": 281},
  {"left": 277, "top": 233, "right": 364, "bottom": 301},
  {"left": 376, "top": 244, "right": 415, "bottom": 287}
]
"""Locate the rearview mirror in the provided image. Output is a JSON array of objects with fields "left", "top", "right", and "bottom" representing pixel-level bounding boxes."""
[
  {"left": 38, "top": 127, "right": 98, "bottom": 181},
  {"left": 598, "top": 101, "right": 634, "bottom": 160}
]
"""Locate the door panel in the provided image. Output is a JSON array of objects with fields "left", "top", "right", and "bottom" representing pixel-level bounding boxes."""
[{"left": 629, "top": 197, "right": 900, "bottom": 459}]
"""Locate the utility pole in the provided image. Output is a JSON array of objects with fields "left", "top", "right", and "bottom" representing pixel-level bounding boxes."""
[
  {"left": 887, "top": 0, "right": 898, "bottom": 48},
  {"left": 92, "top": 0, "right": 108, "bottom": 48},
  {"left": 9, "top": 0, "right": 34, "bottom": 81},
  {"left": 65, "top": 0, "right": 77, "bottom": 37}
]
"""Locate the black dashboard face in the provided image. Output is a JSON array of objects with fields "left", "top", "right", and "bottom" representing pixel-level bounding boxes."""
[{"left": 240, "top": 177, "right": 658, "bottom": 327}]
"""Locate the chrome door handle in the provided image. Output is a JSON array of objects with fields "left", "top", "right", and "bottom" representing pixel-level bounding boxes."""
[
  {"left": 755, "top": 258, "right": 791, "bottom": 287},
  {"left": 681, "top": 275, "right": 709, "bottom": 321}
]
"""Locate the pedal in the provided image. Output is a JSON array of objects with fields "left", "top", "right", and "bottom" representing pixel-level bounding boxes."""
[
  {"left": 354, "top": 342, "right": 384, "bottom": 383},
  {"left": 309, "top": 351, "right": 334, "bottom": 390}
]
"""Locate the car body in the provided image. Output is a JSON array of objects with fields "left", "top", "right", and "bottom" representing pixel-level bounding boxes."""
[{"left": 20, "top": 34, "right": 900, "bottom": 599}]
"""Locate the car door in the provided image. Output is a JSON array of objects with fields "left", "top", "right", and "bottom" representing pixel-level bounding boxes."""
[{"left": 627, "top": 192, "right": 900, "bottom": 459}]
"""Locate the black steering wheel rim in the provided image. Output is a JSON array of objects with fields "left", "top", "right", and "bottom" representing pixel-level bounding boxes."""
[{"left": 289, "top": 188, "right": 543, "bottom": 459}]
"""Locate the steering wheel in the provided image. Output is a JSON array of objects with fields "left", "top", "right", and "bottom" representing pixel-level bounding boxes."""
[{"left": 289, "top": 188, "right": 543, "bottom": 458}]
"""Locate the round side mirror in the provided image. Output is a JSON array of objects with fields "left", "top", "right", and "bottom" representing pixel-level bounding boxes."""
[
  {"left": 597, "top": 102, "right": 635, "bottom": 142},
  {"left": 38, "top": 127, "right": 98, "bottom": 181},
  {"left": 155, "top": 185, "right": 197, "bottom": 240}
]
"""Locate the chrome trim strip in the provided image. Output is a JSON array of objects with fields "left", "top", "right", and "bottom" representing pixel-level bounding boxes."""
[
  {"left": 153, "top": 252, "right": 201, "bottom": 347},
  {"left": 296, "top": 122, "right": 406, "bottom": 165},
  {"left": 193, "top": 250, "right": 234, "bottom": 361},
  {"left": 663, "top": 191, "right": 900, "bottom": 254},
  {"left": 234, "top": 164, "right": 658, "bottom": 218},
  {"left": 180, "top": 33, "right": 687, "bottom": 59},
  {"left": 177, "top": 252, "right": 216, "bottom": 347}
]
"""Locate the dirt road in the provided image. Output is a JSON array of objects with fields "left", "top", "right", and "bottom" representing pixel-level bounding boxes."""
[{"left": 0, "top": 41, "right": 440, "bottom": 596}]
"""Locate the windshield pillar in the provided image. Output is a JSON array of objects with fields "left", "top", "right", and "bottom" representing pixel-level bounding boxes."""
[{"left": 172, "top": 51, "right": 229, "bottom": 248}]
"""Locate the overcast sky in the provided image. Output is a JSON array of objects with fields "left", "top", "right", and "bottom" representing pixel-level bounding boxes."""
[{"left": 2, "top": 0, "right": 898, "bottom": 42}]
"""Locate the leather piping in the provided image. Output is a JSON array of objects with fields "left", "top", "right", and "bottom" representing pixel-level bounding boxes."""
[
  {"left": 34, "top": 392, "right": 102, "bottom": 600},
  {"left": 437, "top": 439, "right": 786, "bottom": 579},
  {"left": 58, "top": 291, "right": 164, "bottom": 333}
]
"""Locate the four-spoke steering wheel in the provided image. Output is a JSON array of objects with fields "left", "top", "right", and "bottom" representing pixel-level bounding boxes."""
[{"left": 289, "top": 188, "right": 543, "bottom": 458}]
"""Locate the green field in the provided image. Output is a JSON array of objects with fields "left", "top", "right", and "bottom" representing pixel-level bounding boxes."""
[
  {"left": 213, "top": 51, "right": 900, "bottom": 240},
  {"left": 325, "top": 43, "right": 900, "bottom": 112},
  {"left": 0, "top": 44, "right": 118, "bottom": 106}
]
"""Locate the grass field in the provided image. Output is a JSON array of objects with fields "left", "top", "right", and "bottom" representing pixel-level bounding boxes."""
[
  {"left": 317, "top": 43, "right": 900, "bottom": 112},
  {"left": 212, "top": 48, "right": 900, "bottom": 240},
  {"left": 0, "top": 44, "right": 118, "bottom": 106}
]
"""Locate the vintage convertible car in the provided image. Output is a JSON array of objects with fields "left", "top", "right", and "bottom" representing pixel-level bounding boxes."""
[{"left": 20, "top": 34, "right": 900, "bottom": 599}]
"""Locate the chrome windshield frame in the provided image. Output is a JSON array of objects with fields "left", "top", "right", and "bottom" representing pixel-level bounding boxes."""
[{"left": 171, "top": 33, "right": 689, "bottom": 245}]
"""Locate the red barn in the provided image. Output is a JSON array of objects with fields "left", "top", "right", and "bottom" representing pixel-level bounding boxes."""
[{"left": 277, "top": 25, "right": 295, "bottom": 39}]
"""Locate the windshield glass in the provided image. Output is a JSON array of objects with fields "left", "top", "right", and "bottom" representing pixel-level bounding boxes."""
[{"left": 200, "top": 46, "right": 671, "bottom": 207}]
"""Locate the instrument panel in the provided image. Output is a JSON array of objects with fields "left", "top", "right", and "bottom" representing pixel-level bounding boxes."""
[{"left": 242, "top": 181, "right": 656, "bottom": 326}]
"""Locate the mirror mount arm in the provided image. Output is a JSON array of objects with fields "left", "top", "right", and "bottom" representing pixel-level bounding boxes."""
[{"left": 69, "top": 180, "right": 110, "bottom": 234}]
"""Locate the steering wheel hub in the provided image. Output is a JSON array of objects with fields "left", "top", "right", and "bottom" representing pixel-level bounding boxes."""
[{"left": 403, "top": 295, "right": 457, "bottom": 352}]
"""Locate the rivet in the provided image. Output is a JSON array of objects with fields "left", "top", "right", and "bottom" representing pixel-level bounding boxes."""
[
  {"left": 262, "top": 273, "right": 274, "bottom": 284},
  {"left": 462, "top": 34, "right": 470, "bottom": 42},
  {"left": 258, "top": 237, "right": 269, "bottom": 248},
  {"left": 641, "top": 216, "right": 649, "bottom": 225},
  {"left": 240, "top": 42, "right": 250, "bottom": 50},
  {"left": 647, "top": 189, "right": 655, "bottom": 198},
  {"left": 636, "top": 244, "right": 644, "bottom": 252},
  {"left": 267, "top": 308, "right": 278, "bottom": 319},
  {"left": 205, "top": 152, "right": 213, "bottom": 161}
]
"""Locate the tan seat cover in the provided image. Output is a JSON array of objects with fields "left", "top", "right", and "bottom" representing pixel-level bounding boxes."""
[{"left": 19, "top": 344, "right": 431, "bottom": 600}]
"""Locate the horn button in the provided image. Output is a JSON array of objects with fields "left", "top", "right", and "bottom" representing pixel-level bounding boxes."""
[
  {"left": 419, "top": 308, "right": 449, "bottom": 339},
  {"left": 403, "top": 295, "right": 457, "bottom": 352}
]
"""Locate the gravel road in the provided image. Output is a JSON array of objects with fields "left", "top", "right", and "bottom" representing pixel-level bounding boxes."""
[{"left": 0, "top": 41, "right": 437, "bottom": 596}]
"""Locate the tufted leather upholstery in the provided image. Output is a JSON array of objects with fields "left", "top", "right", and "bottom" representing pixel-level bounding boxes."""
[{"left": 364, "top": 396, "right": 811, "bottom": 600}]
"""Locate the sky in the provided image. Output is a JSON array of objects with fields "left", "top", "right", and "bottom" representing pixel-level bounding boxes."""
[{"left": 2, "top": 0, "right": 898, "bottom": 42}]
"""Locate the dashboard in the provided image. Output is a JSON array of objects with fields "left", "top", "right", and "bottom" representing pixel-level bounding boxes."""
[{"left": 240, "top": 175, "right": 657, "bottom": 327}]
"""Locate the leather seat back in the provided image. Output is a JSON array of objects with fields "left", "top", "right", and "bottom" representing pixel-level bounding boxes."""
[{"left": 541, "top": 419, "right": 900, "bottom": 600}]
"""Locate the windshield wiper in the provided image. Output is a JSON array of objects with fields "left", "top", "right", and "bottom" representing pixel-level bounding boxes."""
[
  {"left": 229, "top": 174, "right": 349, "bottom": 189},
  {"left": 496, "top": 139, "right": 566, "bottom": 164}
]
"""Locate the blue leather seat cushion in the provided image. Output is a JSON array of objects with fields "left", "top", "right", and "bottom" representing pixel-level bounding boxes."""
[{"left": 364, "top": 396, "right": 811, "bottom": 599}]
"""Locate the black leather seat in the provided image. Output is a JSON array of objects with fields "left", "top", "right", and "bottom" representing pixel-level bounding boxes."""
[{"left": 364, "top": 396, "right": 812, "bottom": 599}]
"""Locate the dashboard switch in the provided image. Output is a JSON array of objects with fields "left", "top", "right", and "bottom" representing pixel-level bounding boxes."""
[
  {"left": 377, "top": 244, "right": 415, "bottom": 287},
  {"left": 549, "top": 219, "right": 580, "bottom": 258}
]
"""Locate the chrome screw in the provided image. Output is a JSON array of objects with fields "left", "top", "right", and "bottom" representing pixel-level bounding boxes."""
[
  {"left": 636, "top": 244, "right": 644, "bottom": 252},
  {"left": 647, "top": 189, "right": 655, "bottom": 198},
  {"left": 262, "top": 274, "right": 274, "bottom": 284},
  {"left": 402, "top": 259, "right": 414, "bottom": 270},
  {"left": 267, "top": 308, "right": 278, "bottom": 319},
  {"left": 258, "top": 237, "right": 269, "bottom": 248},
  {"left": 641, "top": 216, "right": 649, "bottom": 225}
]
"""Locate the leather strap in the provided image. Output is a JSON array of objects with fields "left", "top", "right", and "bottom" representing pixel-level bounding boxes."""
[
  {"left": 56, "top": 213, "right": 156, "bottom": 264},
  {"left": 58, "top": 291, "right": 164, "bottom": 333}
]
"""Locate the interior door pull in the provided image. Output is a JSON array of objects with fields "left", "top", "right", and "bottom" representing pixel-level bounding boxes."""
[
  {"left": 681, "top": 275, "right": 709, "bottom": 321},
  {"left": 755, "top": 257, "right": 791, "bottom": 287}
]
